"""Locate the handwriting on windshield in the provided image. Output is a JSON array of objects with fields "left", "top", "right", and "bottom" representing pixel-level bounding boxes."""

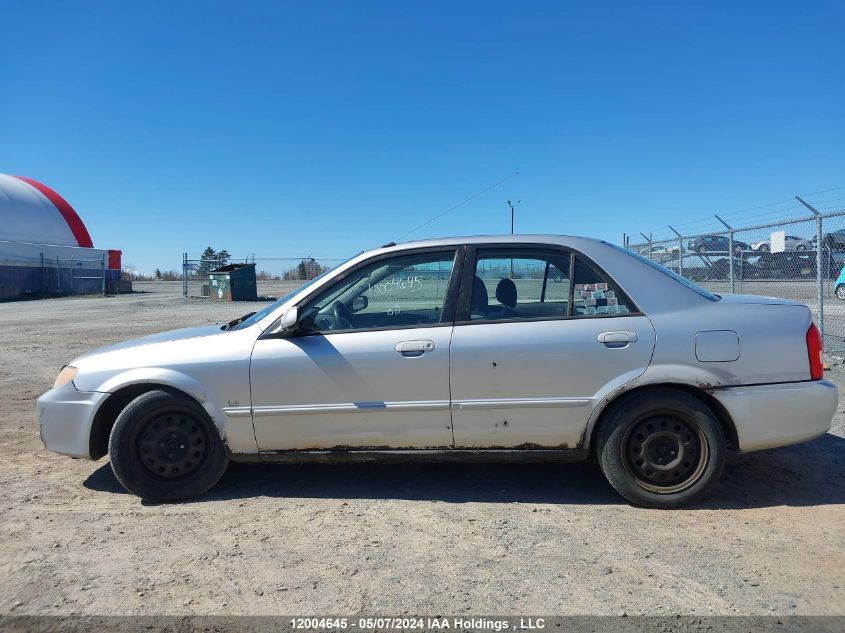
[{"left": 370, "top": 275, "right": 423, "bottom": 295}]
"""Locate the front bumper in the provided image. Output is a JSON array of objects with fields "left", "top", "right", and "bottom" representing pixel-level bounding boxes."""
[
  {"left": 710, "top": 379, "right": 838, "bottom": 452},
  {"left": 36, "top": 382, "right": 108, "bottom": 459}
]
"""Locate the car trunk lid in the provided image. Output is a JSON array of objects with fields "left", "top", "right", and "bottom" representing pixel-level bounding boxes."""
[{"left": 714, "top": 293, "right": 805, "bottom": 307}]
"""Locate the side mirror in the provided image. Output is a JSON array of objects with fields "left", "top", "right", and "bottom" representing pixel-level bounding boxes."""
[
  {"left": 279, "top": 306, "right": 299, "bottom": 331},
  {"left": 351, "top": 295, "right": 368, "bottom": 312}
]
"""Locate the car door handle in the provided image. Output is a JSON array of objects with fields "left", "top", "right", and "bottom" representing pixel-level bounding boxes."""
[
  {"left": 597, "top": 331, "right": 638, "bottom": 348},
  {"left": 394, "top": 340, "right": 435, "bottom": 357}
]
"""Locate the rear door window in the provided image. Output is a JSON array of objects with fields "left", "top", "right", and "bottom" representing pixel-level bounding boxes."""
[
  {"left": 469, "top": 250, "right": 571, "bottom": 320},
  {"left": 572, "top": 257, "right": 633, "bottom": 316}
]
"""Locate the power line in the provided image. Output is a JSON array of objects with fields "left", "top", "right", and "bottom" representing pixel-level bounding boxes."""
[
  {"left": 395, "top": 171, "right": 520, "bottom": 242},
  {"left": 803, "top": 186, "right": 845, "bottom": 196},
  {"left": 804, "top": 195, "right": 845, "bottom": 206}
]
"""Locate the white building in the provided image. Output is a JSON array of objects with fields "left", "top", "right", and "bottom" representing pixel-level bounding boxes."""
[{"left": 0, "top": 174, "right": 120, "bottom": 297}]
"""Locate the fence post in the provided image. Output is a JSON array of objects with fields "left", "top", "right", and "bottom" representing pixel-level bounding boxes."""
[
  {"left": 639, "top": 233, "right": 652, "bottom": 260},
  {"left": 715, "top": 215, "right": 734, "bottom": 293},
  {"left": 182, "top": 253, "right": 188, "bottom": 297},
  {"left": 818, "top": 214, "right": 825, "bottom": 344},
  {"left": 669, "top": 226, "right": 683, "bottom": 277},
  {"left": 101, "top": 254, "right": 106, "bottom": 297},
  {"left": 796, "top": 196, "right": 824, "bottom": 344}
]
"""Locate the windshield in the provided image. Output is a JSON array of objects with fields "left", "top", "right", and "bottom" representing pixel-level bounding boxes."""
[
  {"left": 232, "top": 268, "right": 335, "bottom": 330},
  {"left": 608, "top": 242, "right": 721, "bottom": 302}
]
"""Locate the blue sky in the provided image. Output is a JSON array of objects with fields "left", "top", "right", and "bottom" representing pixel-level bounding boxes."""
[{"left": 2, "top": 1, "right": 843, "bottom": 273}]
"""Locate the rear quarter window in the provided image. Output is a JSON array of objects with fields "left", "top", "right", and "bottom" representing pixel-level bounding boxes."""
[{"left": 572, "top": 257, "right": 634, "bottom": 316}]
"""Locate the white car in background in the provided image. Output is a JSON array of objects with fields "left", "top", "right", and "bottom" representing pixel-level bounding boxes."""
[
  {"left": 37, "top": 235, "right": 837, "bottom": 508},
  {"left": 752, "top": 235, "right": 811, "bottom": 252}
]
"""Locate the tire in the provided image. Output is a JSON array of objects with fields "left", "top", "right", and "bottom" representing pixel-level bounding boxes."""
[
  {"left": 596, "top": 388, "right": 726, "bottom": 508},
  {"left": 108, "top": 389, "right": 229, "bottom": 501},
  {"left": 697, "top": 244, "right": 706, "bottom": 254},
  {"left": 796, "top": 244, "right": 807, "bottom": 251},
  {"left": 757, "top": 244, "right": 769, "bottom": 252},
  {"left": 836, "top": 284, "right": 845, "bottom": 301}
]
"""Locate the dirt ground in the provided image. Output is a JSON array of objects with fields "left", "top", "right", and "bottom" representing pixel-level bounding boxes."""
[{"left": 1, "top": 281, "right": 843, "bottom": 616}]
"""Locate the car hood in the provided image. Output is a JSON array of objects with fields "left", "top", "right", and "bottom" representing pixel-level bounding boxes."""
[{"left": 74, "top": 324, "right": 226, "bottom": 361}]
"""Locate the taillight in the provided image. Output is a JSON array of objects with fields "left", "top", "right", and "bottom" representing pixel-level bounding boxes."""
[{"left": 806, "top": 322, "right": 824, "bottom": 380}]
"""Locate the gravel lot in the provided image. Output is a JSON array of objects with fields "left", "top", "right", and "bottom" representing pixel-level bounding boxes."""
[{"left": 1, "top": 282, "right": 843, "bottom": 616}]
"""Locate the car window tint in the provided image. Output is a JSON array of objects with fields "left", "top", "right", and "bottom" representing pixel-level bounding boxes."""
[
  {"left": 471, "top": 250, "right": 571, "bottom": 321},
  {"left": 572, "top": 257, "right": 632, "bottom": 317},
  {"left": 299, "top": 251, "right": 457, "bottom": 333}
]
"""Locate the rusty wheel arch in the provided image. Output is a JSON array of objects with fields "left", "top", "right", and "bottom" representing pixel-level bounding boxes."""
[{"left": 586, "top": 383, "right": 739, "bottom": 457}]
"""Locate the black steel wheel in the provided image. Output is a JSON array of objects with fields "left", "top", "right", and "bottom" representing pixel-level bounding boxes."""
[
  {"left": 109, "top": 389, "right": 229, "bottom": 501},
  {"left": 622, "top": 414, "right": 708, "bottom": 494},
  {"left": 137, "top": 411, "right": 209, "bottom": 480},
  {"left": 597, "top": 388, "right": 726, "bottom": 508}
]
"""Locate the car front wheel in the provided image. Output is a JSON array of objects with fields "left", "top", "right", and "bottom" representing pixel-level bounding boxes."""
[
  {"left": 108, "top": 389, "right": 229, "bottom": 501},
  {"left": 597, "top": 388, "right": 726, "bottom": 508}
]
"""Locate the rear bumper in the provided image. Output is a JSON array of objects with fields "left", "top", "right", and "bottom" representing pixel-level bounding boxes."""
[
  {"left": 36, "top": 382, "right": 107, "bottom": 459},
  {"left": 710, "top": 380, "right": 838, "bottom": 452}
]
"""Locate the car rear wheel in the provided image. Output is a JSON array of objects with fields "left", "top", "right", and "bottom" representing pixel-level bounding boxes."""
[
  {"left": 596, "top": 388, "right": 726, "bottom": 508},
  {"left": 757, "top": 244, "right": 769, "bottom": 252},
  {"left": 697, "top": 245, "right": 706, "bottom": 254},
  {"left": 796, "top": 244, "right": 807, "bottom": 251},
  {"left": 836, "top": 285, "right": 845, "bottom": 301},
  {"left": 108, "top": 389, "right": 229, "bottom": 501}
]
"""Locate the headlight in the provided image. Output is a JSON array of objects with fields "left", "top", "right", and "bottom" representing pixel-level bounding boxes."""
[{"left": 53, "top": 366, "right": 78, "bottom": 389}]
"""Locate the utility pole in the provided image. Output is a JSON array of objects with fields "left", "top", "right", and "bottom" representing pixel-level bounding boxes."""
[{"left": 507, "top": 200, "right": 521, "bottom": 235}]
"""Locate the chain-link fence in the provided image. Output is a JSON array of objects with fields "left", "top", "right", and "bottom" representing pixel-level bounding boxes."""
[
  {"left": 181, "top": 254, "right": 349, "bottom": 299},
  {"left": 0, "top": 250, "right": 115, "bottom": 298},
  {"left": 624, "top": 194, "right": 845, "bottom": 357}
]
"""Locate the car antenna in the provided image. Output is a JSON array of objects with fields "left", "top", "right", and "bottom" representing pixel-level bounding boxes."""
[{"left": 394, "top": 171, "right": 519, "bottom": 242}]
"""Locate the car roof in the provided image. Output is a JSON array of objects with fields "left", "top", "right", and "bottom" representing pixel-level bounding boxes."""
[{"left": 382, "top": 233, "right": 588, "bottom": 249}]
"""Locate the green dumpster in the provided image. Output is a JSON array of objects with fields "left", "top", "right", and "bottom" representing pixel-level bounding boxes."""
[{"left": 208, "top": 263, "right": 258, "bottom": 301}]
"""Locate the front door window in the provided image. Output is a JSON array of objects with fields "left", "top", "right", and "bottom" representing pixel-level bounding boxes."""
[{"left": 299, "top": 250, "right": 458, "bottom": 333}]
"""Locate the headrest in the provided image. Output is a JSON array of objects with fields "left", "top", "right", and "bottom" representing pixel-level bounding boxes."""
[
  {"left": 471, "top": 276, "right": 488, "bottom": 311},
  {"left": 495, "top": 278, "right": 517, "bottom": 308}
]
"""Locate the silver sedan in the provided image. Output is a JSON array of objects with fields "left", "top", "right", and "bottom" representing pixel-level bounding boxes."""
[{"left": 36, "top": 235, "right": 838, "bottom": 507}]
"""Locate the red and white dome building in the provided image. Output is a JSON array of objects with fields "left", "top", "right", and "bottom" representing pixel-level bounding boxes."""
[{"left": 0, "top": 174, "right": 121, "bottom": 296}]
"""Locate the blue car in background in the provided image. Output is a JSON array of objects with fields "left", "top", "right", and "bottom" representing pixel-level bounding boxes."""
[{"left": 835, "top": 266, "right": 845, "bottom": 300}]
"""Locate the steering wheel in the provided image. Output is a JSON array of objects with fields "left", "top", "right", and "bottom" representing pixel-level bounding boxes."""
[{"left": 332, "top": 300, "right": 354, "bottom": 330}]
